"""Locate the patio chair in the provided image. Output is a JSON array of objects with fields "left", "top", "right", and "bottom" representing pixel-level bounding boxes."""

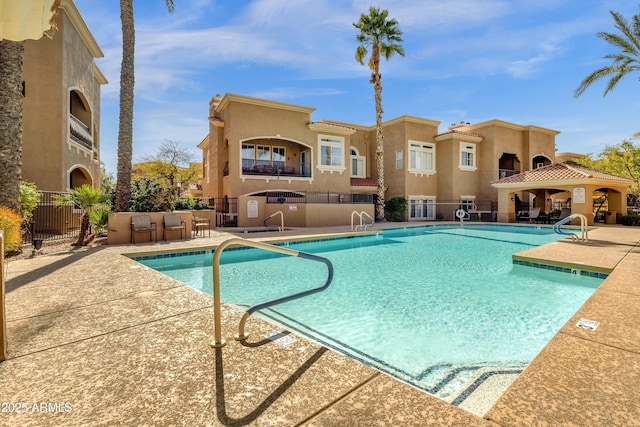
[
  {"left": 517, "top": 207, "right": 541, "bottom": 223},
  {"left": 163, "top": 213, "right": 186, "bottom": 241},
  {"left": 131, "top": 215, "right": 157, "bottom": 244}
]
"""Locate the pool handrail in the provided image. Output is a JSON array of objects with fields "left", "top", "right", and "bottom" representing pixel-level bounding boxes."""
[
  {"left": 262, "top": 210, "right": 283, "bottom": 231},
  {"left": 210, "top": 237, "right": 334, "bottom": 347},
  {"left": 351, "top": 210, "right": 374, "bottom": 231},
  {"left": 553, "top": 213, "right": 588, "bottom": 242}
]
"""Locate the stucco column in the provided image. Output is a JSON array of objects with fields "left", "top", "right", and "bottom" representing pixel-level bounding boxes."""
[{"left": 497, "top": 189, "right": 514, "bottom": 223}]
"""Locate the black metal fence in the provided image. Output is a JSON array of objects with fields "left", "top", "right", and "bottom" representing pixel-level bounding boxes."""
[{"left": 23, "top": 191, "right": 82, "bottom": 243}]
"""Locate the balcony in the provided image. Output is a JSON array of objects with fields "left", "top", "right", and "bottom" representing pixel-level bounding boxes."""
[
  {"left": 241, "top": 159, "right": 311, "bottom": 178},
  {"left": 498, "top": 169, "right": 519, "bottom": 179},
  {"left": 69, "top": 114, "right": 93, "bottom": 151}
]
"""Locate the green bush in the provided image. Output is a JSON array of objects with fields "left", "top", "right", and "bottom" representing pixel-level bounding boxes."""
[
  {"left": 129, "top": 178, "right": 174, "bottom": 212},
  {"left": 385, "top": 196, "right": 408, "bottom": 222},
  {"left": 621, "top": 214, "right": 640, "bottom": 226},
  {"left": 20, "top": 181, "right": 40, "bottom": 222},
  {"left": 174, "top": 196, "right": 210, "bottom": 210}
]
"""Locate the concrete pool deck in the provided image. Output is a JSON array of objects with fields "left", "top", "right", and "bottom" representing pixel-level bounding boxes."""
[{"left": 1, "top": 223, "right": 639, "bottom": 426}]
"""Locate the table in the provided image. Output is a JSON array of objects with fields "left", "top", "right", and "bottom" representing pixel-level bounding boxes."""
[{"left": 192, "top": 217, "right": 211, "bottom": 238}]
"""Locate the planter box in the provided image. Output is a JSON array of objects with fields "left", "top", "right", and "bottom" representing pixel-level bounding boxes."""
[{"left": 107, "top": 211, "right": 215, "bottom": 245}]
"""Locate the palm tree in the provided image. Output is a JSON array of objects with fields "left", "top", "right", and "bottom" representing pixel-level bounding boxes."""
[
  {"left": 354, "top": 7, "right": 405, "bottom": 221},
  {"left": 575, "top": 7, "right": 640, "bottom": 98},
  {"left": 56, "top": 185, "right": 109, "bottom": 246},
  {"left": 114, "top": 0, "right": 175, "bottom": 212},
  {"left": 0, "top": 40, "right": 24, "bottom": 213}
]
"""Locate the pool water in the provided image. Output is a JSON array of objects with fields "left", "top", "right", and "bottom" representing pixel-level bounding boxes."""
[{"left": 137, "top": 225, "right": 602, "bottom": 400}]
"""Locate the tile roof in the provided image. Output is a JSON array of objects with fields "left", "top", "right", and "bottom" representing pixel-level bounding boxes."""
[
  {"left": 309, "top": 121, "right": 356, "bottom": 132},
  {"left": 492, "top": 163, "right": 634, "bottom": 185},
  {"left": 351, "top": 178, "right": 377, "bottom": 187},
  {"left": 435, "top": 129, "right": 482, "bottom": 138}
]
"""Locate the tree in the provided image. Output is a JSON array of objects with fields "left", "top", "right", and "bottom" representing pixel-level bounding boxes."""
[
  {"left": 0, "top": 40, "right": 25, "bottom": 213},
  {"left": 56, "top": 184, "right": 109, "bottom": 246},
  {"left": 354, "top": 7, "right": 405, "bottom": 221},
  {"left": 114, "top": 0, "right": 175, "bottom": 212},
  {"left": 574, "top": 6, "right": 640, "bottom": 98},
  {"left": 138, "top": 139, "right": 197, "bottom": 188}
]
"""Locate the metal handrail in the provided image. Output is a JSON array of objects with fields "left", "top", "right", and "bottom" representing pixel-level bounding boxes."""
[
  {"left": 263, "top": 210, "right": 283, "bottom": 231},
  {"left": 210, "top": 237, "right": 334, "bottom": 347},
  {"left": 351, "top": 210, "right": 374, "bottom": 231},
  {"left": 553, "top": 214, "right": 588, "bottom": 242}
]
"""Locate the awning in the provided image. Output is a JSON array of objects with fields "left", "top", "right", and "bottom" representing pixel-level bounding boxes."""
[{"left": 0, "top": 0, "right": 60, "bottom": 41}]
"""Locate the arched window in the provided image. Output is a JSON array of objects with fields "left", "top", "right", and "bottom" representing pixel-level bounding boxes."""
[
  {"left": 350, "top": 147, "right": 365, "bottom": 177},
  {"left": 69, "top": 90, "right": 93, "bottom": 149}
]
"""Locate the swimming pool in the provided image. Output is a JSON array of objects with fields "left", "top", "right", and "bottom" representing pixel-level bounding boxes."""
[{"left": 135, "top": 225, "right": 602, "bottom": 402}]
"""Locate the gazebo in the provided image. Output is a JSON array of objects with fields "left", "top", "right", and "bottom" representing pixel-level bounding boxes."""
[{"left": 492, "top": 163, "right": 634, "bottom": 225}]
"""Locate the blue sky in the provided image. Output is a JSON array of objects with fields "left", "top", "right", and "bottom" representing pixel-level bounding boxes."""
[{"left": 73, "top": 0, "right": 640, "bottom": 175}]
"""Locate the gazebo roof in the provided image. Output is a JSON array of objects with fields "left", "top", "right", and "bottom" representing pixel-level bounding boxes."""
[{"left": 492, "top": 163, "right": 634, "bottom": 188}]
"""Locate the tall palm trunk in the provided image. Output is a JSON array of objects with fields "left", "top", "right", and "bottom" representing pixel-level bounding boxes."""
[
  {"left": 371, "top": 43, "right": 386, "bottom": 221},
  {"left": 114, "top": 0, "right": 135, "bottom": 212},
  {"left": 0, "top": 40, "right": 24, "bottom": 213}
]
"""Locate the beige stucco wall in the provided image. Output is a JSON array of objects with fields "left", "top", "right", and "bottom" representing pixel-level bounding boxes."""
[
  {"left": 22, "top": 7, "right": 103, "bottom": 192},
  {"left": 107, "top": 211, "right": 215, "bottom": 245}
]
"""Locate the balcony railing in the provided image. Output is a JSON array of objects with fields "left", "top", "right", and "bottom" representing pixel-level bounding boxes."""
[
  {"left": 241, "top": 159, "right": 311, "bottom": 178},
  {"left": 69, "top": 114, "right": 93, "bottom": 150},
  {"left": 498, "top": 169, "right": 518, "bottom": 179}
]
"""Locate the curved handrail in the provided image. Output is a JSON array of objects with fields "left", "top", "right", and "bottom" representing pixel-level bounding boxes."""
[
  {"left": 456, "top": 209, "right": 470, "bottom": 224},
  {"left": 210, "top": 237, "right": 333, "bottom": 347},
  {"left": 263, "top": 210, "right": 283, "bottom": 231},
  {"left": 553, "top": 214, "right": 588, "bottom": 242},
  {"left": 351, "top": 210, "right": 375, "bottom": 231}
]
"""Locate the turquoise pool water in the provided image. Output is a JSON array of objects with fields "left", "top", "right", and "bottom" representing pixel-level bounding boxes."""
[{"left": 136, "top": 225, "right": 602, "bottom": 400}]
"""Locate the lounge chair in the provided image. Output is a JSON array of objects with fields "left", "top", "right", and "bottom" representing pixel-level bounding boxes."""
[
  {"left": 517, "top": 207, "right": 541, "bottom": 223},
  {"left": 131, "top": 215, "right": 157, "bottom": 244},
  {"left": 163, "top": 213, "right": 186, "bottom": 241}
]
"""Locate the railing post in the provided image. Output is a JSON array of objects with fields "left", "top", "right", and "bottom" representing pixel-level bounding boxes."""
[{"left": 1, "top": 230, "right": 6, "bottom": 362}]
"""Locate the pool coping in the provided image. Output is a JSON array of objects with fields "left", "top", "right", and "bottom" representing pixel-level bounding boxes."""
[{"left": 1, "top": 222, "right": 639, "bottom": 425}]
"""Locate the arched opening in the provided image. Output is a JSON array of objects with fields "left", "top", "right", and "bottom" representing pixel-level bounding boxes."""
[
  {"left": 240, "top": 136, "right": 311, "bottom": 177},
  {"left": 532, "top": 154, "right": 551, "bottom": 169},
  {"left": 498, "top": 153, "right": 521, "bottom": 178},
  {"left": 69, "top": 89, "right": 93, "bottom": 149},
  {"left": 69, "top": 167, "right": 92, "bottom": 189}
]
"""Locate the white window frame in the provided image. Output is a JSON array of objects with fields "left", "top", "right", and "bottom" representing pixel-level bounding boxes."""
[
  {"left": 350, "top": 147, "right": 366, "bottom": 177},
  {"left": 317, "top": 135, "right": 346, "bottom": 173},
  {"left": 459, "top": 142, "right": 476, "bottom": 171},
  {"left": 408, "top": 196, "right": 436, "bottom": 221},
  {"left": 396, "top": 149, "right": 403, "bottom": 169},
  {"left": 460, "top": 195, "right": 476, "bottom": 212},
  {"left": 408, "top": 140, "right": 435, "bottom": 176}
]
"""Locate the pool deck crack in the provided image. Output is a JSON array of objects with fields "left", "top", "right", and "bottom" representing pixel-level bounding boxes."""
[{"left": 293, "top": 372, "right": 381, "bottom": 426}]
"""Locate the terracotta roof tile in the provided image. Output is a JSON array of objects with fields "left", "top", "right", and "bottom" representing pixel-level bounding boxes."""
[
  {"left": 492, "top": 163, "right": 634, "bottom": 185},
  {"left": 435, "top": 129, "right": 482, "bottom": 138},
  {"left": 351, "top": 178, "right": 377, "bottom": 187}
]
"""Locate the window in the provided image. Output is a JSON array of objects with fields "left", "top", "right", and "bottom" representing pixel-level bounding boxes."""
[
  {"left": 408, "top": 141, "right": 435, "bottom": 174},
  {"left": 242, "top": 144, "right": 255, "bottom": 169},
  {"left": 460, "top": 196, "right": 476, "bottom": 212},
  {"left": 409, "top": 197, "right": 436, "bottom": 220},
  {"left": 350, "top": 147, "right": 365, "bottom": 177},
  {"left": 256, "top": 145, "right": 271, "bottom": 165},
  {"left": 460, "top": 142, "right": 476, "bottom": 170},
  {"left": 318, "top": 135, "right": 345, "bottom": 171},
  {"left": 396, "top": 149, "right": 403, "bottom": 169},
  {"left": 273, "top": 146, "right": 286, "bottom": 168}
]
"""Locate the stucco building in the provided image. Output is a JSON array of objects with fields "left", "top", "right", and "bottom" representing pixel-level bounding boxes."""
[
  {"left": 22, "top": 0, "right": 107, "bottom": 192},
  {"left": 200, "top": 93, "right": 628, "bottom": 227}
]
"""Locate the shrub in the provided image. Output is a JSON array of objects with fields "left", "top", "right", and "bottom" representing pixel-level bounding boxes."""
[
  {"left": 385, "top": 196, "right": 408, "bottom": 222},
  {"left": 0, "top": 207, "right": 23, "bottom": 253},
  {"left": 621, "top": 214, "right": 640, "bottom": 226},
  {"left": 174, "top": 196, "right": 209, "bottom": 210},
  {"left": 129, "top": 178, "right": 174, "bottom": 212},
  {"left": 89, "top": 205, "right": 111, "bottom": 236},
  {"left": 20, "top": 181, "right": 40, "bottom": 222}
]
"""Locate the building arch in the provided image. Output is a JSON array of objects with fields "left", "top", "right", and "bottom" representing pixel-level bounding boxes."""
[
  {"left": 531, "top": 153, "right": 552, "bottom": 169},
  {"left": 67, "top": 165, "right": 93, "bottom": 189},
  {"left": 68, "top": 87, "right": 94, "bottom": 149},
  {"left": 239, "top": 136, "right": 312, "bottom": 177}
]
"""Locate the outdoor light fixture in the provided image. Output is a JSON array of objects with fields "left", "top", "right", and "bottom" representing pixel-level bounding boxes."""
[{"left": 32, "top": 238, "right": 43, "bottom": 257}]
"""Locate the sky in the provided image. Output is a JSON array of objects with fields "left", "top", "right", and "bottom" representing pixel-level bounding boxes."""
[{"left": 72, "top": 0, "right": 640, "bottom": 175}]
